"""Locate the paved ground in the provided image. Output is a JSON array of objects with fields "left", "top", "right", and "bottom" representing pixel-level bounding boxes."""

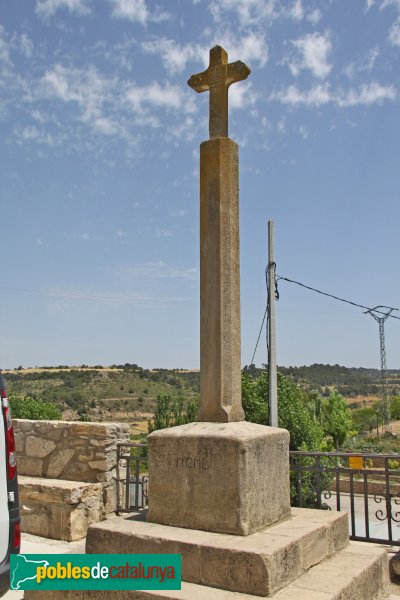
[
  {"left": 3, "top": 533, "right": 85, "bottom": 600},
  {"left": 325, "top": 492, "right": 400, "bottom": 543}
]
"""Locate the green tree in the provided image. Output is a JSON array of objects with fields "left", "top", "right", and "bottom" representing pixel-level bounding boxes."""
[
  {"left": 148, "top": 395, "right": 199, "bottom": 434},
  {"left": 242, "top": 371, "right": 326, "bottom": 451},
  {"left": 9, "top": 394, "right": 61, "bottom": 420},
  {"left": 391, "top": 396, "right": 400, "bottom": 420},
  {"left": 351, "top": 406, "right": 377, "bottom": 434},
  {"left": 242, "top": 370, "right": 331, "bottom": 508},
  {"left": 320, "top": 390, "right": 352, "bottom": 450}
]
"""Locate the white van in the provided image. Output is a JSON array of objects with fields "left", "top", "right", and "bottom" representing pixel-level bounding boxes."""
[{"left": 0, "top": 372, "right": 20, "bottom": 597}]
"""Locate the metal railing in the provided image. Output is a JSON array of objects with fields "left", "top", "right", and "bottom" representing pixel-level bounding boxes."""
[
  {"left": 116, "top": 443, "right": 148, "bottom": 513},
  {"left": 116, "top": 444, "right": 400, "bottom": 545},
  {"left": 291, "top": 451, "right": 400, "bottom": 546}
]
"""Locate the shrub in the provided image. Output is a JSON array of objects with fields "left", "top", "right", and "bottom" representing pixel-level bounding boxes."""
[{"left": 9, "top": 394, "right": 61, "bottom": 420}]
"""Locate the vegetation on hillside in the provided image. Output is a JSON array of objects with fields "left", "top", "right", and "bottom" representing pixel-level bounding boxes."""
[
  {"left": 4, "top": 364, "right": 199, "bottom": 421},
  {"left": 9, "top": 394, "right": 61, "bottom": 420},
  {"left": 4, "top": 363, "right": 400, "bottom": 442},
  {"left": 246, "top": 363, "right": 400, "bottom": 398}
]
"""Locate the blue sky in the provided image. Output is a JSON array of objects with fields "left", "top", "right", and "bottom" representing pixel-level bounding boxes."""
[{"left": 1, "top": 0, "right": 399, "bottom": 370}]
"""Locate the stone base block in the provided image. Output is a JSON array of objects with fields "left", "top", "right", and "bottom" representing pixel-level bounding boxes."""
[
  {"left": 19, "top": 476, "right": 107, "bottom": 541},
  {"left": 25, "top": 540, "right": 389, "bottom": 600},
  {"left": 86, "top": 508, "right": 349, "bottom": 597},
  {"left": 147, "top": 421, "right": 290, "bottom": 535}
]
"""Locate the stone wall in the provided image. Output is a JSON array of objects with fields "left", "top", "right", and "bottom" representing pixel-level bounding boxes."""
[
  {"left": 13, "top": 419, "right": 131, "bottom": 540},
  {"left": 14, "top": 420, "right": 130, "bottom": 484}
]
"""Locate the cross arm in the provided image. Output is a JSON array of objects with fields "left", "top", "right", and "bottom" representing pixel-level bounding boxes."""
[
  {"left": 187, "top": 70, "right": 209, "bottom": 93},
  {"left": 226, "top": 61, "right": 251, "bottom": 87}
]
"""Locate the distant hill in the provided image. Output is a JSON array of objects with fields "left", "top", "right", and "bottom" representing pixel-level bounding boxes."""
[
  {"left": 3, "top": 364, "right": 199, "bottom": 422},
  {"left": 246, "top": 363, "right": 400, "bottom": 398},
  {"left": 4, "top": 362, "right": 399, "bottom": 422}
]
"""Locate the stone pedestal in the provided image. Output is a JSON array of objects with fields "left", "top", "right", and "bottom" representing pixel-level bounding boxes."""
[{"left": 147, "top": 421, "right": 290, "bottom": 536}]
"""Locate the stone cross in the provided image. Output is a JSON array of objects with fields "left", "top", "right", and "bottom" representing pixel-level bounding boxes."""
[
  {"left": 188, "top": 46, "right": 250, "bottom": 422},
  {"left": 144, "top": 49, "right": 291, "bottom": 541},
  {"left": 187, "top": 45, "right": 250, "bottom": 139}
]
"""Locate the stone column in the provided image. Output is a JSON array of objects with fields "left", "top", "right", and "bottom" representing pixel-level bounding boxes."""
[{"left": 198, "top": 137, "right": 244, "bottom": 422}]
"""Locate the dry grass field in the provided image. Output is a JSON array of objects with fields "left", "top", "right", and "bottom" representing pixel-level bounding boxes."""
[
  {"left": 3, "top": 367, "right": 123, "bottom": 374},
  {"left": 390, "top": 420, "right": 400, "bottom": 435},
  {"left": 345, "top": 394, "right": 381, "bottom": 407},
  {"left": 130, "top": 420, "right": 150, "bottom": 435}
]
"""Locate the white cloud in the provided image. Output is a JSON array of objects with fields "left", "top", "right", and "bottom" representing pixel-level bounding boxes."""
[
  {"left": 141, "top": 38, "right": 207, "bottom": 74},
  {"left": 14, "top": 33, "right": 34, "bottom": 59},
  {"left": 208, "top": 0, "right": 323, "bottom": 25},
  {"left": 272, "top": 83, "right": 332, "bottom": 106},
  {"left": 229, "top": 31, "right": 268, "bottom": 67},
  {"left": 210, "top": 0, "right": 276, "bottom": 25},
  {"left": 381, "top": 0, "right": 400, "bottom": 9},
  {"left": 289, "top": 32, "right": 332, "bottom": 79},
  {"left": 205, "top": 31, "right": 268, "bottom": 68},
  {"left": 298, "top": 124, "right": 309, "bottom": 138},
  {"left": 110, "top": 0, "right": 148, "bottom": 24},
  {"left": 13, "top": 125, "right": 58, "bottom": 146},
  {"left": 287, "top": 0, "right": 304, "bottom": 21},
  {"left": 0, "top": 25, "right": 11, "bottom": 66},
  {"left": 90, "top": 39, "right": 136, "bottom": 73},
  {"left": 36, "top": 0, "right": 91, "bottom": 18},
  {"left": 40, "top": 65, "right": 114, "bottom": 124},
  {"left": 366, "top": 0, "right": 400, "bottom": 9},
  {"left": 337, "top": 82, "right": 397, "bottom": 106},
  {"left": 1, "top": 31, "right": 34, "bottom": 67},
  {"left": 271, "top": 81, "right": 397, "bottom": 107},
  {"left": 230, "top": 81, "right": 258, "bottom": 109},
  {"left": 142, "top": 31, "right": 267, "bottom": 74},
  {"left": 93, "top": 117, "right": 118, "bottom": 135},
  {"left": 169, "top": 115, "right": 202, "bottom": 142},
  {"left": 31, "top": 110, "right": 47, "bottom": 123},
  {"left": 125, "top": 81, "right": 194, "bottom": 115},
  {"left": 364, "top": 47, "right": 380, "bottom": 71},
  {"left": 389, "top": 18, "right": 400, "bottom": 45},
  {"left": 307, "top": 8, "right": 322, "bottom": 24},
  {"left": 344, "top": 47, "right": 380, "bottom": 79},
  {"left": 33, "top": 65, "right": 137, "bottom": 143},
  {"left": 110, "top": 0, "right": 170, "bottom": 26},
  {"left": 277, "top": 117, "right": 286, "bottom": 133}
]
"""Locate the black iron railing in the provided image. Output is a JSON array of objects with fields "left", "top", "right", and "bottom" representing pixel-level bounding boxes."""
[
  {"left": 290, "top": 451, "right": 400, "bottom": 546},
  {"left": 116, "top": 443, "right": 148, "bottom": 513},
  {"left": 116, "top": 444, "right": 400, "bottom": 546}
]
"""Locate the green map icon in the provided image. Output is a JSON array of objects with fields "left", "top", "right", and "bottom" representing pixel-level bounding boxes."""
[{"left": 11, "top": 555, "right": 49, "bottom": 590}]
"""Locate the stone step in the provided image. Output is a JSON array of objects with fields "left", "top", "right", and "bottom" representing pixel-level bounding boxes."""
[
  {"left": 24, "top": 541, "right": 389, "bottom": 600},
  {"left": 272, "top": 541, "right": 389, "bottom": 600},
  {"left": 19, "top": 475, "right": 106, "bottom": 541},
  {"left": 86, "top": 508, "right": 349, "bottom": 596}
]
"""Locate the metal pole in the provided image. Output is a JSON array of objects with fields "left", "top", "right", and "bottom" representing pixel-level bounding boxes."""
[
  {"left": 364, "top": 306, "right": 394, "bottom": 432},
  {"left": 268, "top": 220, "right": 278, "bottom": 427}
]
